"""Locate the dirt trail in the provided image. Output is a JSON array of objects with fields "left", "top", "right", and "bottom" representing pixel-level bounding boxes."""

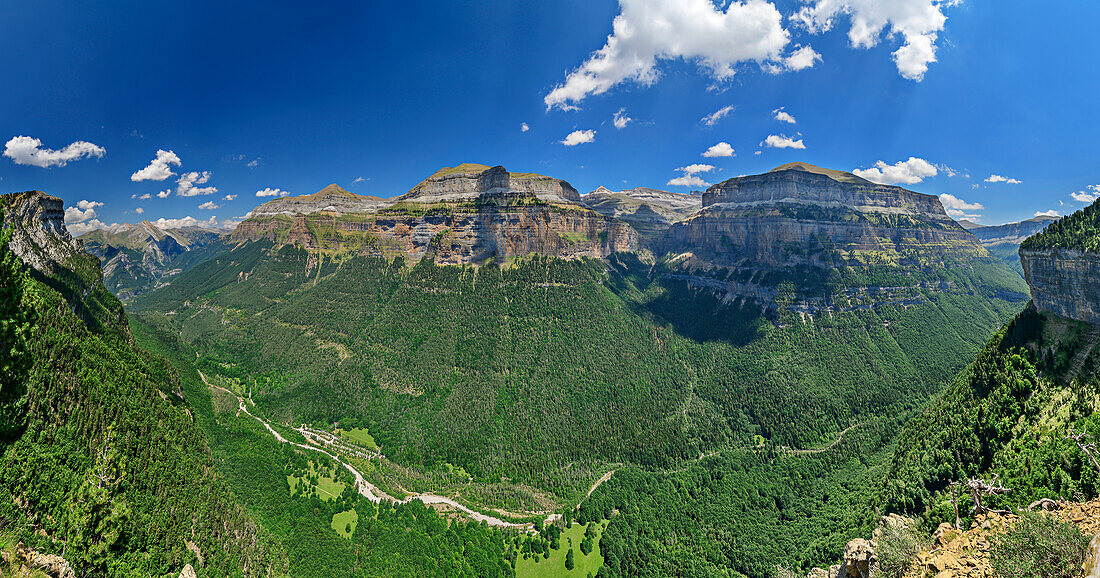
[
  {"left": 784, "top": 422, "right": 864, "bottom": 455},
  {"left": 201, "top": 371, "right": 539, "bottom": 528}
]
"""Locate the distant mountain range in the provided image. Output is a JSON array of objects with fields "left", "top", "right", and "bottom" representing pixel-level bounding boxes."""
[
  {"left": 957, "top": 215, "right": 1058, "bottom": 273},
  {"left": 80, "top": 220, "right": 230, "bottom": 300}
]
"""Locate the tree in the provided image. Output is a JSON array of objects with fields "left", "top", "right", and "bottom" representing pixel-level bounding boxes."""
[
  {"left": 0, "top": 208, "right": 32, "bottom": 440},
  {"left": 565, "top": 548, "right": 575, "bottom": 570}
]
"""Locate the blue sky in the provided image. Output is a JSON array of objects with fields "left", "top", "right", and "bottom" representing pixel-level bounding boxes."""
[{"left": 1, "top": 0, "right": 1097, "bottom": 232}]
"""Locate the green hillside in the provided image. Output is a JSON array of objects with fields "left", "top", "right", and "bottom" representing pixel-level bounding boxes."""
[
  {"left": 1021, "top": 199, "right": 1100, "bottom": 252},
  {"left": 126, "top": 239, "right": 1028, "bottom": 574},
  {"left": 886, "top": 304, "right": 1100, "bottom": 522},
  {"left": 0, "top": 210, "right": 284, "bottom": 576}
]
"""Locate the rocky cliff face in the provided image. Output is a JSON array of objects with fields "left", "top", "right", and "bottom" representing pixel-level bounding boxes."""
[
  {"left": 657, "top": 163, "right": 995, "bottom": 311},
  {"left": 232, "top": 164, "right": 638, "bottom": 263},
  {"left": 582, "top": 186, "right": 701, "bottom": 244},
  {"left": 1020, "top": 247, "right": 1100, "bottom": 325},
  {"left": 80, "top": 220, "right": 229, "bottom": 300},
  {"left": 0, "top": 191, "right": 85, "bottom": 277}
]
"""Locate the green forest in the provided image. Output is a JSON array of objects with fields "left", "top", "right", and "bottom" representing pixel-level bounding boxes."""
[{"left": 1021, "top": 198, "right": 1100, "bottom": 252}]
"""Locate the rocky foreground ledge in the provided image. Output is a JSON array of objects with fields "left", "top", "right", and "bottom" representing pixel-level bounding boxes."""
[
  {"left": 1021, "top": 248, "right": 1100, "bottom": 325},
  {"left": 804, "top": 501, "right": 1100, "bottom": 578}
]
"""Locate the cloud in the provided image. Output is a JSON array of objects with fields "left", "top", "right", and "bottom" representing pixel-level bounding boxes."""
[
  {"left": 152, "top": 216, "right": 229, "bottom": 230},
  {"left": 1071, "top": 185, "right": 1100, "bottom": 203},
  {"left": 703, "top": 142, "right": 735, "bottom": 158},
  {"left": 135, "top": 207, "right": 144, "bottom": 214},
  {"left": 702, "top": 105, "right": 735, "bottom": 127},
  {"left": 613, "top": 108, "right": 632, "bottom": 129},
  {"left": 544, "top": 0, "right": 799, "bottom": 109},
  {"left": 939, "top": 193, "right": 984, "bottom": 220},
  {"left": 521, "top": 122, "right": 530, "bottom": 133},
  {"left": 223, "top": 194, "right": 237, "bottom": 201},
  {"left": 679, "top": 164, "right": 716, "bottom": 174},
  {"left": 667, "top": 164, "right": 716, "bottom": 187},
  {"left": 985, "top": 174, "right": 1021, "bottom": 184},
  {"left": 64, "top": 200, "right": 103, "bottom": 224},
  {"left": 256, "top": 188, "right": 291, "bottom": 198},
  {"left": 157, "top": 190, "right": 171, "bottom": 199},
  {"left": 781, "top": 45, "right": 822, "bottom": 71},
  {"left": 67, "top": 219, "right": 116, "bottom": 236},
  {"left": 3, "top": 135, "right": 105, "bottom": 168},
  {"left": 773, "top": 108, "right": 797, "bottom": 124},
  {"left": 1035, "top": 210, "right": 1060, "bottom": 218},
  {"left": 130, "top": 193, "right": 152, "bottom": 200},
  {"left": 130, "top": 149, "right": 181, "bottom": 181},
  {"left": 198, "top": 201, "right": 219, "bottom": 210},
  {"left": 853, "top": 157, "right": 937, "bottom": 184},
  {"left": 561, "top": 129, "right": 596, "bottom": 146},
  {"left": 667, "top": 175, "right": 711, "bottom": 187},
  {"left": 177, "top": 171, "right": 217, "bottom": 196},
  {"left": 761, "top": 134, "right": 806, "bottom": 149},
  {"left": 794, "top": 0, "right": 953, "bottom": 81},
  {"left": 247, "top": 158, "right": 260, "bottom": 168}
]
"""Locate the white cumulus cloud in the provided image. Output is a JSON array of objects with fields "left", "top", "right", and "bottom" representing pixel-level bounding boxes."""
[
  {"left": 521, "top": 122, "right": 530, "bottom": 133},
  {"left": 544, "top": 0, "right": 801, "bottom": 110},
  {"left": 256, "top": 188, "right": 291, "bottom": 198},
  {"left": 64, "top": 200, "right": 103, "bottom": 224},
  {"left": 1035, "top": 210, "right": 1059, "bottom": 218},
  {"left": 224, "top": 194, "right": 237, "bottom": 201},
  {"left": 130, "top": 149, "right": 181, "bottom": 181},
  {"left": 1071, "top": 185, "right": 1100, "bottom": 203},
  {"left": 702, "top": 105, "right": 735, "bottom": 127},
  {"left": 853, "top": 157, "right": 937, "bottom": 185},
  {"left": 561, "top": 129, "right": 596, "bottom": 146},
  {"left": 773, "top": 108, "right": 797, "bottom": 124},
  {"left": 703, "top": 142, "right": 735, "bottom": 158},
  {"left": 761, "top": 134, "right": 806, "bottom": 149},
  {"left": 781, "top": 45, "right": 822, "bottom": 71},
  {"left": 3, "top": 135, "right": 105, "bottom": 168},
  {"left": 177, "top": 171, "right": 217, "bottom": 196},
  {"left": 613, "top": 108, "right": 632, "bottom": 129},
  {"left": 198, "top": 201, "right": 219, "bottom": 210},
  {"left": 667, "top": 164, "right": 716, "bottom": 188},
  {"left": 794, "top": 0, "right": 953, "bottom": 81},
  {"left": 157, "top": 190, "right": 171, "bottom": 199},
  {"left": 135, "top": 207, "right": 144, "bottom": 214},
  {"left": 985, "top": 174, "right": 1021, "bottom": 184},
  {"left": 939, "top": 193, "right": 984, "bottom": 220}
]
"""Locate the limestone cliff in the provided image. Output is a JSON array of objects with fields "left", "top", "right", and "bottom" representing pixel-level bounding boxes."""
[
  {"left": 582, "top": 185, "right": 701, "bottom": 244},
  {"left": 656, "top": 163, "right": 1002, "bottom": 311},
  {"left": 0, "top": 191, "right": 85, "bottom": 277},
  {"left": 232, "top": 165, "right": 638, "bottom": 263},
  {"left": 1020, "top": 248, "right": 1100, "bottom": 325}
]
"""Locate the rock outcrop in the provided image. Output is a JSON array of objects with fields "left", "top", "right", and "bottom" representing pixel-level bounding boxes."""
[
  {"left": 662, "top": 162, "right": 979, "bottom": 270},
  {"left": 582, "top": 185, "right": 701, "bottom": 244},
  {"left": 0, "top": 191, "right": 85, "bottom": 277},
  {"left": 232, "top": 165, "right": 638, "bottom": 263},
  {"left": 1020, "top": 248, "right": 1100, "bottom": 325},
  {"left": 250, "top": 184, "right": 390, "bottom": 217},
  {"left": 80, "top": 220, "right": 229, "bottom": 300},
  {"left": 656, "top": 163, "right": 995, "bottom": 311}
]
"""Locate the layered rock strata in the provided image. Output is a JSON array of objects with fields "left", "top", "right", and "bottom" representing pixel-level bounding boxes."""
[{"left": 1020, "top": 247, "right": 1100, "bottom": 325}]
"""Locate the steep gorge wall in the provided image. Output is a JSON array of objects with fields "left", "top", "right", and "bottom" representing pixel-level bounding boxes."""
[{"left": 1021, "top": 247, "right": 1100, "bottom": 324}]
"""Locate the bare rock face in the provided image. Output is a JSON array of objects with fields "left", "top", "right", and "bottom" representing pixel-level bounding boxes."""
[
  {"left": 656, "top": 163, "right": 993, "bottom": 311},
  {"left": 399, "top": 164, "right": 581, "bottom": 204},
  {"left": 662, "top": 162, "right": 978, "bottom": 270},
  {"left": 1020, "top": 247, "right": 1100, "bottom": 325},
  {"left": 232, "top": 165, "right": 638, "bottom": 263},
  {"left": 582, "top": 185, "right": 701, "bottom": 244},
  {"left": 251, "top": 184, "right": 390, "bottom": 217},
  {"left": 0, "top": 191, "right": 85, "bottom": 277}
]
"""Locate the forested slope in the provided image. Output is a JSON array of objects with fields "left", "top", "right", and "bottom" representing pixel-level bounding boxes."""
[
  {"left": 131, "top": 242, "right": 1024, "bottom": 499},
  {"left": 0, "top": 205, "right": 285, "bottom": 576}
]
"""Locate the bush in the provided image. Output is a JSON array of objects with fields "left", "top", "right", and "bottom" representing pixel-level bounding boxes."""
[
  {"left": 876, "top": 520, "right": 929, "bottom": 578},
  {"left": 991, "top": 512, "right": 1089, "bottom": 578}
]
